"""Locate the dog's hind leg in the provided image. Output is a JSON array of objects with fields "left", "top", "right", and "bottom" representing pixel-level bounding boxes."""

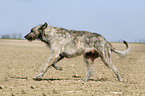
[
  {"left": 81, "top": 51, "right": 99, "bottom": 81},
  {"left": 101, "top": 49, "right": 123, "bottom": 81},
  {"left": 82, "top": 58, "right": 94, "bottom": 82}
]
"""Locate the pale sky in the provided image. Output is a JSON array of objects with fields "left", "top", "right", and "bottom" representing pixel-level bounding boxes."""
[{"left": 0, "top": 0, "right": 145, "bottom": 42}]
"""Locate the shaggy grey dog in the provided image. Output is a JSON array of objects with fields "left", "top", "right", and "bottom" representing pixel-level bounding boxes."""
[{"left": 25, "top": 22, "right": 130, "bottom": 81}]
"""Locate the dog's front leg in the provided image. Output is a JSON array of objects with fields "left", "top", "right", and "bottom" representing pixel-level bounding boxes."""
[
  {"left": 33, "top": 53, "right": 60, "bottom": 80},
  {"left": 51, "top": 55, "right": 64, "bottom": 71}
]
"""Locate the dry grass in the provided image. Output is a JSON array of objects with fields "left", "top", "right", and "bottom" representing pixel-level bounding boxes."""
[{"left": 0, "top": 39, "right": 145, "bottom": 96}]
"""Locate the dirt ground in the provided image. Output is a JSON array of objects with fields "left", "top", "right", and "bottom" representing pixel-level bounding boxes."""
[{"left": 0, "top": 39, "right": 145, "bottom": 96}]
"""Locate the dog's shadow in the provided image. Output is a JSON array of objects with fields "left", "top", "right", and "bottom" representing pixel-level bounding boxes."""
[
  {"left": 34, "top": 77, "right": 109, "bottom": 82},
  {"left": 72, "top": 75, "right": 109, "bottom": 82},
  {"left": 33, "top": 78, "right": 63, "bottom": 81},
  {"left": 34, "top": 79, "right": 106, "bottom": 82},
  {"left": 9, "top": 76, "right": 109, "bottom": 82},
  {"left": 89, "top": 78, "right": 109, "bottom": 81}
]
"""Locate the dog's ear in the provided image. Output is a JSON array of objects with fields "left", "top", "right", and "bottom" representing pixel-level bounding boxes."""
[
  {"left": 38, "top": 22, "right": 48, "bottom": 33},
  {"left": 41, "top": 22, "right": 48, "bottom": 29},
  {"left": 39, "top": 22, "right": 48, "bottom": 33}
]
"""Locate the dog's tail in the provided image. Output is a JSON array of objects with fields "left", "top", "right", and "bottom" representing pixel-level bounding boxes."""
[{"left": 111, "top": 40, "right": 130, "bottom": 57}]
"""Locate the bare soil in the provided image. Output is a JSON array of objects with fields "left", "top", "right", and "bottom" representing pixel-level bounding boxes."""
[{"left": 0, "top": 39, "right": 145, "bottom": 96}]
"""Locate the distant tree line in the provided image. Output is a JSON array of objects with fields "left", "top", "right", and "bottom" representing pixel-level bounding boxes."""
[
  {"left": 1, "top": 33, "right": 22, "bottom": 39},
  {"left": 112, "top": 39, "right": 145, "bottom": 43}
]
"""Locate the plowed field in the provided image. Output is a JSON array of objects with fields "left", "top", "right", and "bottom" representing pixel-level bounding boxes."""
[{"left": 0, "top": 39, "right": 145, "bottom": 96}]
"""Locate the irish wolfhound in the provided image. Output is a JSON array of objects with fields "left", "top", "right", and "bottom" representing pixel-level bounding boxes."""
[{"left": 25, "top": 22, "right": 130, "bottom": 81}]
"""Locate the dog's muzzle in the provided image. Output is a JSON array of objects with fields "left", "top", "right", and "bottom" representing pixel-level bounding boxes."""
[{"left": 24, "top": 34, "right": 33, "bottom": 41}]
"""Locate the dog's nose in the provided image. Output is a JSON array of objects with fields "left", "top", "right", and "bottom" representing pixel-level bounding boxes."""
[{"left": 24, "top": 35, "right": 28, "bottom": 39}]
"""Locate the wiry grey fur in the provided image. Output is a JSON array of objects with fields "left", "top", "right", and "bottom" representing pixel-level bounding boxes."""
[{"left": 25, "top": 22, "right": 130, "bottom": 81}]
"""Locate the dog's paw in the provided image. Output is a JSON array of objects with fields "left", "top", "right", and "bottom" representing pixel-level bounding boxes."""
[
  {"left": 78, "top": 79, "right": 87, "bottom": 82},
  {"left": 118, "top": 78, "right": 123, "bottom": 82},
  {"left": 78, "top": 79, "right": 84, "bottom": 82},
  {"left": 57, "top": 67, "right": 63, "bottom": 71},
  {"left": 33, "top": 77, "right": 42, "bottom": 81},
  {"left": 33, "top": 74, "right": 43, "bottom": 81},
  {"left": 52, "top": 65, "right": 63, "bottom": 71}
]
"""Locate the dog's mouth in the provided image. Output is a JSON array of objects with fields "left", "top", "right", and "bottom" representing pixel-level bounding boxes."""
[
  {"left": 25, "top": 35, "right": 34, "bottom": 41},
  {"left": 27, "top": 37, "right": 33, "bottom": 41}
]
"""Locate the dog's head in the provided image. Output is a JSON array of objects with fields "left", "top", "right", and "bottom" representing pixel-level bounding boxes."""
[{"left": 24, "top": 22, "right": 48, "bottom": 41}]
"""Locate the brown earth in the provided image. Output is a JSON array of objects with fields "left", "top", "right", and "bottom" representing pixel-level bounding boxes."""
[{"left": 0, "top": 39, "right": 145, "bottom": 96}]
